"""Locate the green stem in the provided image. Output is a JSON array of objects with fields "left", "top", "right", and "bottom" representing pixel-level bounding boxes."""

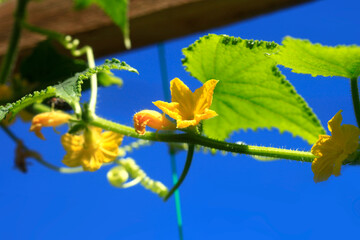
[
  {"left": 22, "top": 22, "right": 66, "bottom": 44},
  {"left": 32, "top": 155, "right": 84, "bottom": 173},
  {"left": 90, "top": 116, "right": 315, "bottom": 162},
  {"left": 164, "top": 144, "right": 195, "bottom": 201},
  {"left": 0, "top": 0, "right": 29, "bottom": 84},
  {"left": 86, "top": 47, "right": 98, "bottom": 117},
  {"left": 351, "top": 77, "right": 360, "bottom": 127}
]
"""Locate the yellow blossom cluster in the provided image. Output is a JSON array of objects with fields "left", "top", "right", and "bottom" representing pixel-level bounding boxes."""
[{"left": 29, "top": 111, "right": 123, "bottom": 171}]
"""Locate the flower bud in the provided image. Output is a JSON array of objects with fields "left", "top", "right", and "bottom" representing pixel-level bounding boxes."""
[
  {"left": 107, "top": 166, "right": 129, "bottom": 187},
  {"left": 133, "top": 110, "right": 175, "bottom": 135}
]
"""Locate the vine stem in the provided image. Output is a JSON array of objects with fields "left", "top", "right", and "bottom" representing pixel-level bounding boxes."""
[
  {"left": 0, "top": 0, "right": 29, "bottom": 84},
  {"left": 0, "top": 123, "right": 83, "bottom": 173},
  {"left": 29, "top": 103, "right": 315, "bottom": 162},
  {"left": 86, "top": 47, "right": 98, "bottom": 117},
  {"left": 90, "top": 116, "right": 315, "bottom": 162},
  {"left": 351, "top": 77, "right": 360, "bottom": 127},
  {"left": 164, "top": 144, "right": 195, "bottom": 201}
]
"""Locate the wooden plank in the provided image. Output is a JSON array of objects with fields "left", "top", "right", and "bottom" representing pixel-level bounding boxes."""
[{"left": 0, "top": 0, "right": 313, "bottom": 58}]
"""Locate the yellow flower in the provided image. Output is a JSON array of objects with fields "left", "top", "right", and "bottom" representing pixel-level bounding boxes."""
[
  {"left": 311, "top": 110, "right": 360, "bottom": 183},
  {"left": 153, "top": 78, "right": 219, "bottom": 128},
  {"left": 61, "top": 126, "right": 123, "bottom": 172},
  {"left": 133, "top": 110, "right": 176, "bottom": 135},
  {"left": 30, "top": 111, "right": 71, "bottom": 140}
]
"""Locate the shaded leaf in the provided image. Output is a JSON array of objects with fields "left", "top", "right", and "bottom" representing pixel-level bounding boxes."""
[
  {"left": 182, "top": 34, "right": 325, "bottom": 144},
  {"left": 20, "top": 40, "right": 87, "bottom": 87},
  {"left": 272, "top": 37, "right": 360, "bottom": 78},
  {"left": 74, "top": 0, "right": 130, "bottom": 48}
]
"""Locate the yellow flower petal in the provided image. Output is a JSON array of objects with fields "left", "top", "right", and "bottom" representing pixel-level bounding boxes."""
[
  {"left": 61, "top": 127, "right": 123, "bottom": 171},
  {"left": 170, "top": 78, "right": 195, "bottom": 114},
  {"left": 177, "top": 119, "right": 198, "bottom": 129},
  {"left": 152, "top": 101, "right": 181, "bottom": 121},
  {"left": 311, "top": 110, "right": 360, "bottom": 182},
  {"left": 30, "top": 111, "right": 71, "bottom": 140},
  {"left": 153, "top": 78, "right": 219, "bottom": 128},
  {"left": 327, "top": 110, "right": 343, "bottom": 136},
  {"left": 193, "top": 80, "right": 219, "bottom": 114}
]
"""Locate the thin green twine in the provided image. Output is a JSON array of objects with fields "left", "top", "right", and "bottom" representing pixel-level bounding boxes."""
[{"left": 157, "top": 43, "right": 184, "bottom": 240}]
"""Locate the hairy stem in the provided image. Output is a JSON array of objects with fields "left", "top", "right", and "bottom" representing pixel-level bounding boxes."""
[
  {"left": 90, "top": 116, "right": 315, "bottom": 162},
  {"left": 351, "top": 77, "right": 360, "bottom": 127},
  {"left": 22, "top": 22, "right": 66, "bottom": 44},
  {"left": 29, "top": 103, "right": 315, "bottom": 162},
  {"left": 164, "top": 144, "right": 195, "bottom": 201},
  {"left": 0, "top": 0, "right": 29, "bottom": 84},
  {"left": 86, "top": 47, "right": 98, "bottom": 117}
]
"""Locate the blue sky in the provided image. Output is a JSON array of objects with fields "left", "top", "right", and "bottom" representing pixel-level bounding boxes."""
[{"left": 1, "top": 0, "right": 360, "bottom": 239}]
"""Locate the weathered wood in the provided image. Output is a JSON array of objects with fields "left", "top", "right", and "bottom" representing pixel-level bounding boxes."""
[{"left": 0, "top": 0, "right": 313, "bottom": 58}]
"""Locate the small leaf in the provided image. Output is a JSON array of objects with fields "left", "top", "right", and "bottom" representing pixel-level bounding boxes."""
[
  {"left": 183, "top": 34, "right": 325, "bottom": 144},
  {"left": 272, "top": 37, "right": 360, "bottom": 78},
  {"left": 0, "top": 87, "right": 56, "bottom": 121},
  {"left": 54, "top": 58, "right": 138, "bottom": 107},
  {"left": 0, "top": 59, "right": 138, "bottom": 121},
  {"left": 73, "top": 0, "right": 130, "bottom": 49}
]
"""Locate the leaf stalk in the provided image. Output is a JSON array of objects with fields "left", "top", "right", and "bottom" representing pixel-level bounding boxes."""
[
  {"left": 350, "top": 77, "right": 360, "bottom": 127},
  {"left": 90, "top": 116, "right": 315, "bottom": 162}
]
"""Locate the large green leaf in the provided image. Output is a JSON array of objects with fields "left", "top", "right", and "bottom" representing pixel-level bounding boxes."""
[
  {"left": 182, "top": 34, "right": 325, "bottom": 144},
  {"left": 272, "top": 37, "right": 360, "bottom": 78},
  {"left": 0, "top": 59, "right": 137, "bottom": 121},
  {"left": 74, "top": 0, "right": 130, "bottom": 48}
]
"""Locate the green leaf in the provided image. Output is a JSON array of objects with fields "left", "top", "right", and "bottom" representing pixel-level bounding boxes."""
[
  {"left": 272, "top": 37, "right": 360, "bottom": 78},
  {"left": 0, "top": 87, "right": 56, "bottom": 121},
  {"left": 182, "top": 34, "right": 325, "bottom": 144},
  {"left": 97, "top": 71, "right": 123, "bottom": 87},
  {"left": 20, "top": 40, "right": 88, "bottom": 87},
  {"left": 0, "top": 59, "right": 138, "bottom": 121},
  {"left": 73, "top": 0, "right": 92, "bottom": 9},
  {"left": 74, "top": 0, "right": 130, "bottom": 49},
  {"left": 53, "top": 58, "right": 138, "bottom": 107}
]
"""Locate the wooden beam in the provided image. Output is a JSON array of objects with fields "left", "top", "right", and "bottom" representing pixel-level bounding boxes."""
[{"left": 0, "top": 0, "right": 313, "bottom": 59}]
